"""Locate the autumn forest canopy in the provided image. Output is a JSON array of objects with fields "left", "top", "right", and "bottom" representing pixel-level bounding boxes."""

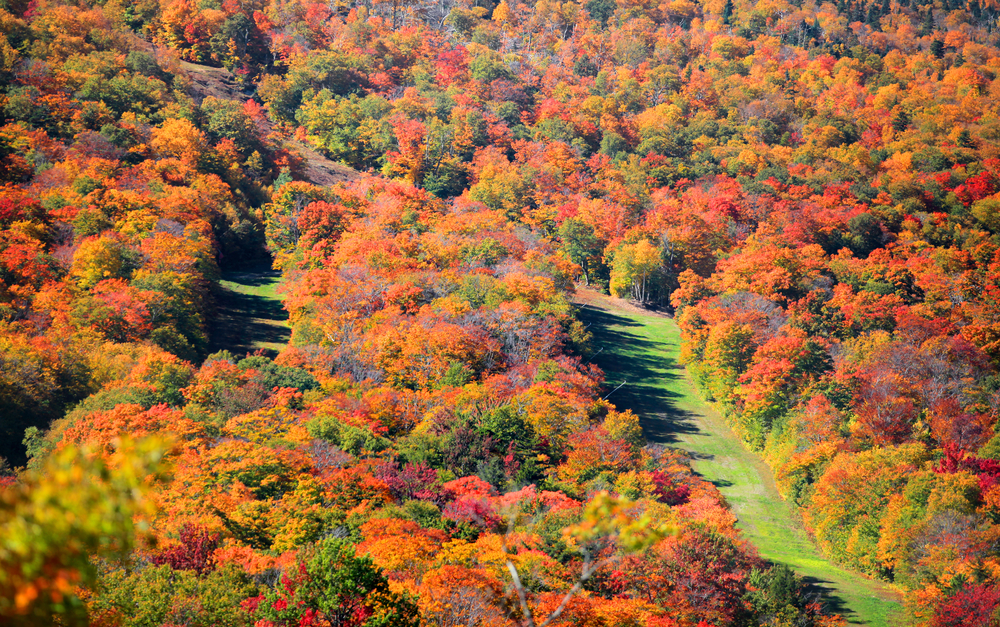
[{"left": 2, "top": 0, "right": 1000, "bottom": 622}]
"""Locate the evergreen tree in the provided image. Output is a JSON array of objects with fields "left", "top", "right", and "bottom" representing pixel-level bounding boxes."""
[
  {"left": 920, "top": 8, "right": 934, "bottom": 35},
  {"left": 722, "top": 0, "right": 734, "bottom": 25},
  {"left": 930, "top": 38, "right": 945, "bottom": 58},
  {"left": 867, "top": 2, "right": 881, "bottom": 28}
]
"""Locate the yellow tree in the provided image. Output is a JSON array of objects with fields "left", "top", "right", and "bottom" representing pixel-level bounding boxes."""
[
  {"left": 504, "top": 491, "right": 672, "bottom": 627},
  {"left": 609, "top": 239, "right": 662, "bottom": 304}
]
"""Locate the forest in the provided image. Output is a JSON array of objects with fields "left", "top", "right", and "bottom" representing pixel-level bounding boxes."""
[{"left": 1, "top": 0, "right": 1000, "bottom": 621}]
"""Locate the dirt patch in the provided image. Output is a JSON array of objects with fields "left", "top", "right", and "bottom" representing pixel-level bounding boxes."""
[
  {"left": 571, "top": 286, "right": 672, "bottom": 318},
  {"left": 180, "top": 61, "right": 246, "bottom": 104},
  {"left": 290, "top": 140, "right": 364, "bottom": 185},
  {"left": 179, "top": 61, "right": 362, "bottom": 186}
]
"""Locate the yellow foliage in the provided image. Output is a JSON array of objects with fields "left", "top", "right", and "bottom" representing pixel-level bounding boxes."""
[
  {"left": 70, "top": 235, "right": 137, "bottom": 289},
  {"left": 564, "top": 491, "right": 674, "bottom": 553},
  {"left": 224, "top": 407, "right": 312, "bottom": 447},
  {"left": 0, "top": 437, "right": 169, "bottom": 623},
  {"left": 150, "top": 118, "right": 208, "bottom": 162},
  {"left": 493, "top": 0, "right": 512, "bottom": 23},
  {"left": 512, "top": 385, "right": 587, "bottom": 445},
  {"left": 603, "top": 409, "right": 644, "bottom": 448},
  {"left": 614, "top": 470, "right": 656, "bottom": 500}
]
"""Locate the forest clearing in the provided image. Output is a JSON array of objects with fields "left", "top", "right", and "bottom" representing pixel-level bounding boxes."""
[{"left": 208, "top": 267, "right": 289, "bottom": 358}]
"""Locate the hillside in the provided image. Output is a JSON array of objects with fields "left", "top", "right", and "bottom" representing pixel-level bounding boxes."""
[{"left": 3, "top": 0, "right": 1000, "bottom": 623}]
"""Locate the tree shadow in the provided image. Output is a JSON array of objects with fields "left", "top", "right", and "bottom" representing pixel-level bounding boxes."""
[
  {"left": 209, "top": 270, "right": 289, "bottom": 359},
  {"left": 222, "top": 269, "right": 284, "bottom": 288},
  {"left": 578, "top": 302, "right": 886, "bottom": 626},
  {"left": 799, "top": 575, "right": 862, "bottom": 624},
  {"left": 576, "top": 304, "right": 703, "bottom": 446}
]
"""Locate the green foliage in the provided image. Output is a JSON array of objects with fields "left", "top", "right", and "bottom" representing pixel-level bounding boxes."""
[
  {"left": 401, "top": 499, "right": 446, "bottom": 530},
  {"left": 558, "top": 218, "right": 606, "bottom": 287},
  {"left": 438, "top": 360, "right": 473, "bottom": 388},
  {"left": 298, "top": 92, "right": 394, "bottom": 170},
  {"left": 565, "top": 491, "right": 673, "bottom": 552},
  {"left": 808, "top": 444, "right": 930, "bottom": 577},
  {"left": 478, "top": 405, "right": 535, "bottom": 450},
  {"left": 201, "top": 97, "right": 262, "bottom": 156},
  {"left": 306, "top": 415, "right": 389, "bottom": 457},
  {"left": 846, "top": 212, "right": 883, "bottom": 257},
  {"left": 744, "top": 565, "right": 816, "bottom": 624},
  {"left": 609, "top": 239, "right": 665, "bottom": 304},
  {"left": 468, "top": 53, "right": 512, "bottom": 84},
  {"left": 90, "top": 563, "right": 255, "bottom": 627},
  {"left": 263, "top": 182, "right": 331, "bottom": 264},
  {"left": 237, "top": 356, "right": 318, "bottom": 392},
  {"left": 0, "top": 333, "right": 94, "bottom": 467},
  {"left": 252, "top": 537, "right": 420, "bottom": 627},
  {"left": 258, "top": 51, "right": 370, "bottom": 123},
  {"left": 132, "top": 271, "right": 211, "bottom": 358}
]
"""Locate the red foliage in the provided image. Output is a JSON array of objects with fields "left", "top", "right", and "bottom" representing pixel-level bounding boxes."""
[
  {"left": 932, "top": 583, "right": 1000, "bottom": 627},
  {"left": 0, "top": 188, "right": 44, "bottom": 225},
  {"left": 442, "top": 495, "right": 501, "bottom": 530},
  {"left": 954, "top": 172, "right": 996, "bottom": 206},
  {"left": 934, "top": 444, "right": 1000, "bottom": 494},
  {"left": 150, "top": 524, "right": 221, "bottom": 575},
  {"left": 434, "top": 47, "right": 468, "bottom": 86},
  {"left": 373, "top": 461, "right": 440, "bottom": 503},
  {"left": 650, "top": 471, "right": 691, "bottom": 506}
]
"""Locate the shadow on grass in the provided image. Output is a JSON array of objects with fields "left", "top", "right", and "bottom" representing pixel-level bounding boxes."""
[
  {"left": 209, "top": 269, "right": 289, "bottom": 359},
  {"left": 800, "top": 575, "right": 860, "bottom": 623},
  {"left": 221, "top": 270, "right": 284, "bottom": 289},
  {"left": 576, "top": 304, "right": 702, "bottom": 446}
]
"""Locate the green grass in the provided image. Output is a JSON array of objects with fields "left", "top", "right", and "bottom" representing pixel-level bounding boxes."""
[
  {"left": 209, "top": 268, "right": 290, "bottom": 358},
  {"left": 576, "top": 293, "right": 903, "bottom": 626}
]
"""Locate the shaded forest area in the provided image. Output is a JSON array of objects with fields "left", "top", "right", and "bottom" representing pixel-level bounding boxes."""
[{"left": 3, "top": 0, "right": 1000, "bottom": 622}]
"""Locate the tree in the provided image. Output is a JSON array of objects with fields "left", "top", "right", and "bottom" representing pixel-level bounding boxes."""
[
  {"left": 70, "top": 236, "right": 141, "bottom": 289},
  {"left": 503, "top": 491, "right": 672, "bottom": 627},
  {"left": 930, "top": 39, "right": 945, "bottom": 59},
  {"left": 721, "top": 0, "right": 734, "bottom": 24},
  {"left": 150, "top": 118, "right": 208, "bottom": 162},
  {"left": 0, "top": 437, "right": 168, "bottom": 625},
  {"left": 558, "top": 218, "right": 605, "bottom": 287},
  {"left": 609, "top": 239, "right": 663, "bottom": 304},
  {"left": 245, "top": 536, "right": 420, "bottom": 627},
  {"left": 89, "top": 563, "right": 255, "bottom": 627},
  {"left": 932, "top": 584, "right": 1000, "bottom": 627}
]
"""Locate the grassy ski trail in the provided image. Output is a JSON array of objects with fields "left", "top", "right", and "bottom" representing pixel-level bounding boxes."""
[
  {"left": 574, "top": 289, "right": 902, "bottom": 627},
  {"left": 209, "top": 267, "right": 290, "bottom": 358}
]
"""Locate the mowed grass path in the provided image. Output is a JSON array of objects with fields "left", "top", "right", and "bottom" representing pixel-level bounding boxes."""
[
  {"left": 574, "top": 289, "right": 903, "bottom": 626},
  {"left": 208, "top": 267, "right": 290, "bottom": 358}
]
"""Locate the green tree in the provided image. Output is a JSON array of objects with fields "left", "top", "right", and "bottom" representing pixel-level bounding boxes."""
[
  {"left": 249, "top": 536, "right": 420, "bottom": 627},
  {"left": 558, "top": 218, "right": 605, "bottom": 287},
  {"left": 930, "top": 38, "right": 945, "bottom": 59},
  {"left": 90, "top": 563, "right": 255, "bottom": 627},
  {"left": 201, "top": 96, "right": 263, "bottom": 156},
  {"left": 721, "top": 0, "right": 734, "bottom": 24}
]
